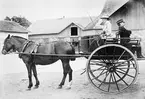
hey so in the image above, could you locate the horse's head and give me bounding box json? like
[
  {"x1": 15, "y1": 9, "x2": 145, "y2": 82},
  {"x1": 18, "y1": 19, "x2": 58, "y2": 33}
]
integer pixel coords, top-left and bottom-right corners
[{"x1": 1, "y1": 34, "x2": 16, "y2": 55}]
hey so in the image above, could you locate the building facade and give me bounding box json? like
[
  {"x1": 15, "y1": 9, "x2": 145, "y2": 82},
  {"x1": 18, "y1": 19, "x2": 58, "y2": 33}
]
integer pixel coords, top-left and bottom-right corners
[{"x1": 28, "y1": 17, "x2": 102, "y2": 52}]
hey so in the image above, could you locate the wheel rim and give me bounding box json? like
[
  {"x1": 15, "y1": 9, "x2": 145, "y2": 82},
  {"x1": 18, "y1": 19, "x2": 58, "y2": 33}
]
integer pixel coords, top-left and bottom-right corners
[{"x1": 86, "y1": 44, "x2": 138, "y2": 93}]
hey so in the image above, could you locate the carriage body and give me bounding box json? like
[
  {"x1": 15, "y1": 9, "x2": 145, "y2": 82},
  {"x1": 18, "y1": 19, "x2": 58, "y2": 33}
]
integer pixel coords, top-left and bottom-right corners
[{"x1": 84, "y1": 37, "x2": 141, "y2": 59}]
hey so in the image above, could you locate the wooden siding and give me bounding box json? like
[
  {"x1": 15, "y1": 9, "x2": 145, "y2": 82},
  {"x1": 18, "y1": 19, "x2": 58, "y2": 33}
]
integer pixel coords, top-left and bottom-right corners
[
  {"x1": 29, "y1": 23, "x2": 102, "y2": 42},
  {"x1": 110, "y1": 0, "x2": 145, "y2": 31},
  {"x1": 109, "y1": 0, "x2": 145, "y2": 55},
  {"x1": 29, "y1": 23, "x2": 102, "y2": 53}
]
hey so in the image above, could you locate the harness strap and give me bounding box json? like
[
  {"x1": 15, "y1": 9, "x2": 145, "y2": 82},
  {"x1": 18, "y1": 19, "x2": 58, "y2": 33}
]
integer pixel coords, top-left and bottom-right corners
[
  {"x1": 19, "y1": 41, "x2": 40, "y2": 59},
  {"x1": 31, "y1": 44, "x2": 39, "y2": 53},
  {"x1": 21, "y1": 40, "x2": 30, "y2": 52}
]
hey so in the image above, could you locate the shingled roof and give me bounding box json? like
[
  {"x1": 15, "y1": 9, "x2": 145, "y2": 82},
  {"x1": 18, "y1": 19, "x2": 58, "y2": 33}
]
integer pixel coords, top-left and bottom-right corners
[
  {"x1": 0, "y1": 20, "x2": 28, "y2": 33},
  {"x1": 28, "y1": 17, "x2": 96, "y2": 35},
  {"x1": 101, "y1": 0, "x2": 129, "y2": 16}
]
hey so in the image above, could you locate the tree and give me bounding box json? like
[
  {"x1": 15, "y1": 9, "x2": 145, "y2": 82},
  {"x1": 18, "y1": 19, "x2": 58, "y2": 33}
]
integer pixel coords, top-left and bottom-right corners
[
  {"x1": 4, "y1": 16, "x2": 31, "y2": 28},
  {"x1": 4, "y1": 16, "x2": 11, "y2": 21}
]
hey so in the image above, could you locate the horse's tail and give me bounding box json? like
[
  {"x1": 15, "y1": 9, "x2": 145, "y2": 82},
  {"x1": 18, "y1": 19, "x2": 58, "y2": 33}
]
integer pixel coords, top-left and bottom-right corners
[{"x1": 68, "y1": 44, "x2": 76, "y2": 61}]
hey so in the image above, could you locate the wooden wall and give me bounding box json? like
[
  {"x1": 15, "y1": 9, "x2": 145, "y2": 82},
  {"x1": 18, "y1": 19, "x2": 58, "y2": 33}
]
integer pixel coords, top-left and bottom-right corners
[
  {"x1": 29, "y1": 23, "x2": 102, "y2": 43},
  {"x1": 110, "y1": 0, "x2": 145, "y2": 31}
]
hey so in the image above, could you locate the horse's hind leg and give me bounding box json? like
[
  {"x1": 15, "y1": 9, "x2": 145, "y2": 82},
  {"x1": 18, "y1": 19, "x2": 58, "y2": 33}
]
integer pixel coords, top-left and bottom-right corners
[
  {"x1": 58, "y1": 59, "x2": 73, "y2": 89},
  {"x1": 66, "y1": 64, "x2": 73, "y2": 89},
  {"x1": 32, "y1": 64, "x2": 40, "y2": 89}
]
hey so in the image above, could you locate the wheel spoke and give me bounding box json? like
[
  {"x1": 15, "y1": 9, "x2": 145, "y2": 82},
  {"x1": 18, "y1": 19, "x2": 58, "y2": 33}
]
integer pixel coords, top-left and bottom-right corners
[
  {"x1": 113, "y1": 73, "x2": 120, "y2": 91},
  {"x1": 98, "y1": 71, "x2": 110, "y2": 88},
  {"x1": 116, "y1": 70, "x2": 135, "y2": 78},
  {"x1": 91, "y1": 60, "x2": 105, "y2": 63},
  {"x1": 111, "y1": 46, "x2": 117, "y2": 65},
  {"x1": 116, "y1": 58, "x2": 133, "y2": 67},
  {"x1": 108, "y1": 73, "x2": 112, "y2": 92},
  {"x1": 90, "y1": 61, "x2": 106, "y2": 67},
  {"x1": 117, "y1": 50, "x2": 126, "y2": 62},
  {"x1": 91, "y1": 68, "x2": 108, "y2": 81},
  {"x1": 113, "y1": 46, "x2": 116, "y2": 60},
  {"x1": 116, "y1": 63, "x2": 128, "y2": 67},
  {"x1": 90, "y1": 66, "x2": 107, "y2": 72},
  {"x1": 115, "y1": 71, "x2": 129, "y2": 86},
  {"x1": 117, "y1": 67, "x2": 135, "y2": 69}
]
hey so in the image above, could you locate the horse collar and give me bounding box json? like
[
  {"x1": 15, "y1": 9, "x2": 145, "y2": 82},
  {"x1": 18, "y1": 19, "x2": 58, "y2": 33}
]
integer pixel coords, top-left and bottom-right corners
[{"x1": 21, "y1": 40, "x2": 31, "y2": 52}]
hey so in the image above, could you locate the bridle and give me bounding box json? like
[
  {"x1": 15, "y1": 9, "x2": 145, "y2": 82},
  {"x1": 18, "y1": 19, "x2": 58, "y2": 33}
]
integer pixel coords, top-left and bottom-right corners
[{"x1": 2, "y1": 39, "x2": 30, "y2": 54}]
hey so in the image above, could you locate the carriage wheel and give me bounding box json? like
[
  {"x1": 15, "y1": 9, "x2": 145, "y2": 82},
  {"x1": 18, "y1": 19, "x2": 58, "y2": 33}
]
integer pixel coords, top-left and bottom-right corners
[{"x1": 86, "y1": 44, "x2": 138, "y2": 93}]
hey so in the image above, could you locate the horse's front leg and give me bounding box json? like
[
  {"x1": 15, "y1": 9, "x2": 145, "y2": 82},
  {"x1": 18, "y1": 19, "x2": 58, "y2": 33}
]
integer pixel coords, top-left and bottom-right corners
[
  {"x1": 58, "y1": 59, "x2": 73, "y2": 89},
  {"x1": 26, "y1": 63, "x2": 33, "y2": 90},
  {"x1": 58, "y1": 71, "x2": 67, "y2": 89},
  {"x1": 67, "y1": 67, "x2": 73, "y2": 89},
  {"x1": 32, "y1": 64, "x2": 40, "y2": 89}
]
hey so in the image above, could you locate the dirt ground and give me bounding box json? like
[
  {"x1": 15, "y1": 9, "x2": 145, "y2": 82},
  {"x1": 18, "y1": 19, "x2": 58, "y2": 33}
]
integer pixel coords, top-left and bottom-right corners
[{"x1": 1, "y1": 56, "x2": 145, "y2": 99}]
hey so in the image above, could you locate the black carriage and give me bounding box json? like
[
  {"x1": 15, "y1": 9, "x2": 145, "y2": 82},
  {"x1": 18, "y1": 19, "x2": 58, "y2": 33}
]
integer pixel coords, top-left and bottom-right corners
[{"x1": 77, "y1": 36, "x2": 141, "y2": 93}]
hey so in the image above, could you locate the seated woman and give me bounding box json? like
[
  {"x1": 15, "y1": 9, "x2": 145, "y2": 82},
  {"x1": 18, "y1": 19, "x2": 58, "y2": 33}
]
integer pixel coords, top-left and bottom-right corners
[
  {"x1": 99, "y1": 15, "x2": 116, "y2": 45},
  {"x1": 116, "y1": 19, "x2": 144, "y2": 58}
]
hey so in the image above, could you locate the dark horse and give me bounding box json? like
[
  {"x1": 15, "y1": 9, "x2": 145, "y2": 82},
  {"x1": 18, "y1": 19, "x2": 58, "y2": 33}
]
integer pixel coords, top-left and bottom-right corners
[{"x1": 2, "y1": 35, "x2": 75, "y2": 90}]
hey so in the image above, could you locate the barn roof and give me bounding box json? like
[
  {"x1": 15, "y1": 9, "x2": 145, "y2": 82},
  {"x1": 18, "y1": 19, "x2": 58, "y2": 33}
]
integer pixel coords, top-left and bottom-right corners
[
  {"x1": 28, "y1": 17, "x2": 96, "y2": 35},
  {"x1": 85, "y1": 0, "x2": 129, "y2": 29},
  {"x1": 0, "y1": 20, "x2": 28, "y2": 33},
  {"x1": 101, "y1": 0, "x2": 129, "y2": 16}
]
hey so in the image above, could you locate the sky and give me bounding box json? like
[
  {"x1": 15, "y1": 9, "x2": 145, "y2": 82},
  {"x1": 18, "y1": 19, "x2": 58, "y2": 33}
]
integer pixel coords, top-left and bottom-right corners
[{"x1": 0, "y1": 0, "x2": 106, "y2": 22}]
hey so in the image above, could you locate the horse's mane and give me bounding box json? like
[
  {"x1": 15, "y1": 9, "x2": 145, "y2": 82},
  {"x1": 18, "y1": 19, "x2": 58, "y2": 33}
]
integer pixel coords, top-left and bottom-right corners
[{"x1": 12, "y1": 36, "x2": 27, "y2": 40}]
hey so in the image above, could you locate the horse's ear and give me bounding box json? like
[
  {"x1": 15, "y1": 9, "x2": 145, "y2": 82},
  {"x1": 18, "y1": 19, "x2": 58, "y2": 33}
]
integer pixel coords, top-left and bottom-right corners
[{"x1": 7, "y1": 34, "x2": 10, "y2": 39}]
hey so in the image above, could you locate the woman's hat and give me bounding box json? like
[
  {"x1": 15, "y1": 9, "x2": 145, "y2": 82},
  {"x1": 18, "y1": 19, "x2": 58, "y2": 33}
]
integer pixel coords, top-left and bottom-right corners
[
  {"x1": 116, "y1": 19, "x2": 125, "y2": 24},
  {"x1": 101, "y1": 15, "x2": 109, "y2": 19}
]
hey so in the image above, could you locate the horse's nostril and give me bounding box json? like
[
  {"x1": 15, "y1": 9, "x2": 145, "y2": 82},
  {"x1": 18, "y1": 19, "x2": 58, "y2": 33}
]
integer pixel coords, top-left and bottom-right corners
[{"x1": 2, "y1": 50, "x2": 7, "y2": 55}]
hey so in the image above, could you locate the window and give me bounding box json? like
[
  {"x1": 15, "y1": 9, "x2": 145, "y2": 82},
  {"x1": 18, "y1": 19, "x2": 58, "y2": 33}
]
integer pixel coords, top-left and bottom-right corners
[{"x1": 71, "y1": 27, "x2": 78, "y2": 36}]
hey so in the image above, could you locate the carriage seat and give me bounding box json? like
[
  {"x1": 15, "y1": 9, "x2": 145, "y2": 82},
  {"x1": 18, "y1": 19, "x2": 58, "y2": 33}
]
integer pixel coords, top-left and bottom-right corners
[
  {"x1": 105, "y1": 38, "x2": 141, "y2": 46},
  {"x1": 128, "y1": 38, "x2": 141, "y2": 47},
  {"x1": 105, "y1": 38, "x2": 118, "y2": 44}
]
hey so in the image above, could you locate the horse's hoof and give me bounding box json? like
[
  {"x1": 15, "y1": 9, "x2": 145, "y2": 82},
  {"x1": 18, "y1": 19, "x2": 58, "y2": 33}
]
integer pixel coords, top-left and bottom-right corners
[
  {"x1": 26, "y1": 88, "x2": 31, "y2": 91},
  {"x1": 57, "y1": 86, "x2": 62, "y2": 89},
  {"x1": 66, "y1": 87, "x2": 71, "y2": 90},
  {"x1": 34, "y1": 86, "x2": 39, "y2": 89}
]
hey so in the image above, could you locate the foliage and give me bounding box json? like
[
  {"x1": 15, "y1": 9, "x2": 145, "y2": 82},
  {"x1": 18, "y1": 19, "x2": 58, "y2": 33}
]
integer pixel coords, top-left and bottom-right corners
[{"x1": 4, "y1": 16, "x2": 31, "y2": 28}]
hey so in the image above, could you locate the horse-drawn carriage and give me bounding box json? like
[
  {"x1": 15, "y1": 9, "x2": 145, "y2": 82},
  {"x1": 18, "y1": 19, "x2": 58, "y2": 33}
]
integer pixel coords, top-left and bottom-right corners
[{"x1": 1, "y1": 34, "x2": 142, "y2": 94}]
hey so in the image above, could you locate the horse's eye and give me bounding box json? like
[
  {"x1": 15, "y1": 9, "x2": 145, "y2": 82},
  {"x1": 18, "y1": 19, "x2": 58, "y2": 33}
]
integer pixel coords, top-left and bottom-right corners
[{"x1": 6, "y1": 39, "x2": 10, "y2": 43}]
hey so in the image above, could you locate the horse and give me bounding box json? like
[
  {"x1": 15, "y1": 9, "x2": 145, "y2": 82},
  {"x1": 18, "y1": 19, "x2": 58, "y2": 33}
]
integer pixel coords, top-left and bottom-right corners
[{"x1": 1, "y1": 34, "x2": 76, "y2": 90}]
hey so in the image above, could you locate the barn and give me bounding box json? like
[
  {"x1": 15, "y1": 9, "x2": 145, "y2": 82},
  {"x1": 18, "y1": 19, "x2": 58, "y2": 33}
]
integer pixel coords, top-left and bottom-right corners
[
  {"x1": 86, "y1": 0, "x2": 145, "y2": 54},
  {"x1": 28, "y1": 17, "x2": 102, "y2": 52},
  {"x1": 0, "y1": 20, "x2": 29, "y2": 51}
]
